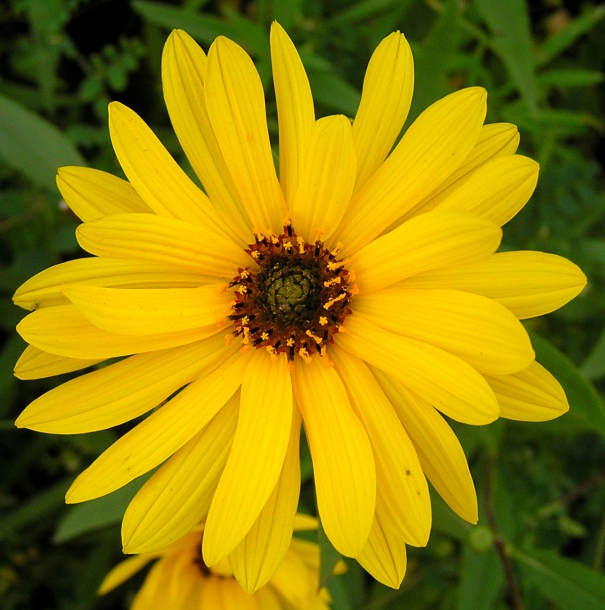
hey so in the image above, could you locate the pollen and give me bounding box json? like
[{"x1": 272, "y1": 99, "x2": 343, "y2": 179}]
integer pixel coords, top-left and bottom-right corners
[{"x1": 228, "y1": 223, "x2": 355, "y2": 362}]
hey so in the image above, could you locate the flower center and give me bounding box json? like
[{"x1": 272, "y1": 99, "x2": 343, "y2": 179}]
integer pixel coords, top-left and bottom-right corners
[{"x1": 228, "y1": 222, "x2": 355, "y2": 362}]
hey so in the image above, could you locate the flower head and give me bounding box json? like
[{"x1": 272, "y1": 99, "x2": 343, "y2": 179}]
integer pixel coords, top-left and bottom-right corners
[
  {"x1": 98, "y1": 515, "x2": 342, "y2": 609},
  {"x1": 14, "y1": 23, "x2": 586, "y2": 589}
]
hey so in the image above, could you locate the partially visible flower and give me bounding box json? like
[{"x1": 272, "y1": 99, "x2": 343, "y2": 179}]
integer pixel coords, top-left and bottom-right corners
[
  {"x1": 14, "y1": 22, "x2": 586, "y2": 591},
  {"x1": 98, "y1": 515, "x2": 343, "y2": 610}
]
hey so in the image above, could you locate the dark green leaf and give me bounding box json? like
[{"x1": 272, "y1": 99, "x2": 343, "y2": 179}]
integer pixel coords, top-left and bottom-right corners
[
  {"x1": 457, "y1": 546, "x2": 504, "y2": 610},
  {"x1": 133, "y1": 0, "x2": 269, "y2": 56},
  {"x1": 409, "y1": 0, "x2": 460, "y2": 122},
  {"x1": 515, "y1": 548, "x2": 605, "y2": 610},
  {"x1": 271, "y1": 0, "x2": 302, "y2": 31},
  {"x1": 537, "y1": 68, "x2": 604, "y2": 88},
  {"x1": 318, "y1": 517, "x2": 343, "y2": 589},
  {"x1": 530, "y1": 332, "x2": 605, "y2": 436},
  {"x1": 0, "y1": 93, "x2": 86, "y2": 190},
  {"x1": 0, "y1": 477, "x2": 73, "y2": 538},
  {"x1": 475, "y1": 0, "x2": 538, "y2": 112},
  {"x1": 536, "y1": 5, "x2": 605, "y2": 67},
  {"x1": 306, "y1": 69, "x2": 361, "y2": 116},
  {"x1": 54, "y1": 471, "x2": 154, "y2": 542},
  {"x1": 581, "y1": 325, "x2": 605, "y2": 381}
]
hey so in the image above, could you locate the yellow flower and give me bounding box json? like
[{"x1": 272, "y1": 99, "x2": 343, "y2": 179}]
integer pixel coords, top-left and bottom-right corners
[
  {"x1": 98, "y1": 514, "x2": 343, "y2": 609},
  {"x1": 14, "y1": 23, "x2": 585, "y2": 590}
]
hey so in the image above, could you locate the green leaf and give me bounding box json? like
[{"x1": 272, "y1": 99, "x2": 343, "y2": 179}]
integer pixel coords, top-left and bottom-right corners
[
  {"x1": 132, "y1": 0, "x2": 269, "y2": 57},
  {"x1": 457, "y1": 546, "x2": 504, "y2": 610},
  {"x1": 408, "y1": 0, "x2": 460, "y2": 123},
  {"x1": 475, "y1": 0, "x2": 538, "y2": 112},
  {"x1": 0, "y1": 93, "x2": 86, "y2": 190},
  {"x1": 271, "y1": 0, "x2": 302, "y2": 31},
  {"x1": 0, "y1": 477, "x2": 73, "y2": 538},
  {"x1": 581, "y1": 325, "x2": 605, "y2": 381},
  {"x1": 54, "y1": 471, "x2": 154, "y2": 542},
  {"x1": 431, "y1": 488, "x2": 471, "y2": 541},
  {"x1": 329, "y1": 0, "x2": 407, "y2": 24},
  {"x1": 530, "y1": 332, "x2": 605, "y2": 436},
  {"x1": 536, "y1": 5, "x2": 605, "y2": 67},
  {"x1": 306, "y1": 69, "x2": 361, "y2": 116},
  {"x1": 514, "y1": 548, "x2": 605, "y2": 610},
  {"x1": 318, "y1": 517, "x2": 343, "y2": 589},
  {"x1": 537, "y1": 68, "x2": 604, "y2": 88}
]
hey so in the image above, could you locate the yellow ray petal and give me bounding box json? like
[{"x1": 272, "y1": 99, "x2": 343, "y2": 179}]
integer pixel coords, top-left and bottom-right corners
[
  {"x1": 17, "y1": 304, "x2": 222, "y2": 359},
  {"x1": 356, "y1": 507, "x2": 407, "y2": 589},
  {"x1": 336, "y1": 315, "x2": 499, "y2": 425},
  {"x1": 403, "y1": 122, "x2": 520, "y2": 219},
  {"x1": 203, "y1": 351, "x2": 293, "y2": 565},
  {"x1": 336, "y1": 87, "x2": 487, "y2": 255},
  {"x1": 435, "y1": 155, "x2": 539, "y2": 226},
  {"x1": 350, "y1": 210, "x2": 501, "y2": 294},
  {"x1": 162, "y1": 30, "x2": 252, "y2": 244},
  {"x1": 15, "y1": 334, "x2": 232, "y2": 434},
  {"x1": 122, "y1": 394, "x2": 239, "y2": 554},
  {"x1": 254, "y1": 587, "x2": 283, "y2": 610},
  {"x1": 373, "y1": 368, "x2": 478, "y2": 523},
  {"x1": 292, "y1": 356, "x2": 375, "y2": 557},
  {"x1": 97, "y1": 553, "x2": 159, "y2": 595},
  {"x1": 270, "y1": 22, "x2": 315, "y2": 205},
  {"x1": 76, "y1": 213, "x2": 249, "y2": 279},
  {"x1": 66, "y1": 351, "x2": 246, "y2": 502},
  {"x1": 400, "y1": 251, "x2": 587, "y2": 319},
  {"x1": 14, "y1": 345, "x2": 102, "y2": 380},
  {"x1": 64, "y1": 284, "x2": 231, "y2": 336},
  {"x1": 353, "y1": 288, "x2": 534, "y2": 374},
  {"x1": 108, "y1": 102, "x2": 227, "y2": 233},
  {"x1": 352, "y1": 31, "x2": 413, "y2": 191},
  {"x1": 266, "y1": 546, "x2": 315, "y2": 608},
  {"x1": 331, "y1": 346, "x2": 430, "y2": 546},
  {"x1": 57, "y1": 166, "x2": 152, "y2": 222},
  {"x1": 13, "y1": 258, "x2": 215, "y2": 311},
  {"x1": 486, "y1": 360, "x2": 569, "y2": 422},
  {"x1": 291, "y1": 115, "x2": 356, "y2": 242},
  {"x1": 228, "y1": 407, "x2": 302, "y2": 593},
  {"x1": 205, "y1": 36, "x2": 285, "y2": 232}
]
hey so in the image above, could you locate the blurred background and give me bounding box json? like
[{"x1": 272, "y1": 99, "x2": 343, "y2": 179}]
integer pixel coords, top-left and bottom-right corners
[{"x1": 1, "y1": 0, "x2": 605, "y2": 608}]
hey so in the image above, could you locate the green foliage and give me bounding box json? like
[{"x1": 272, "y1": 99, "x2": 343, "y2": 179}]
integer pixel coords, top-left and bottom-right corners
[{"x1": 1, "y1": 1, "x2": 605, "y2": 609}]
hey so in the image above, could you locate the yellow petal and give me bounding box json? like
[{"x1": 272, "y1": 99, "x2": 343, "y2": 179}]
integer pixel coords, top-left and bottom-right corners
[
  {"x1": 15, "y1": 334, "x2": 232, "y2": 434},
  {"x1": 336, "y1": 315, "x2": 499, "y2": 425},
  {"x1": 76, "y1": 213, "x2": 249, "y2": 279},
  {"x1": 270, "y1": 22, "x2": 315, "y2": 205},
  {"x1": 97, "y1": 553, "x2": 159, "y2": 594},
  {"x1": 14, "y1": 345, "x2": 102, "y2": 380},
  {"x1": 162, "y1": 30, "x2": 252, "y2": 244},
  {"x1": 65, "y1": 351, "x2": 245, "y2": 502},
  {"x1": 17, "y1": 304, "x2": 221, "y2": 359},
  {"x1": 435, "y1": 155, "x2": 539, "y2": 226},
  {"x1": 404, "y1": 122, "x2": 520, "y2": 219},
  {"x1": 205, "y1": 37, "x2": 285, "y2": 232},
  {"x1": 373, "y1": 368, "x2": 478, "y2": 523},
  {"x1": 291, "y1": 115, "x2": 356, "y2": 242},
  {"x1": 331, "y1": 346, "x2": 430, "y2": 546},
  {"x1": 64, "y1": 284, "x2": 231, "y2": 335},
  {"x1": 337, "y1": 87, "x2": 487, "y2": 255},
  {"x1": 292, "y1": 356, "x2": 376, "y2": 557},
  {"x1": 122, "y1": 394, "x2": 239, "y2": 554},
  {"x1": 266, "y1": 546, "x2": 315, "y2": 607},
  {"x1": 351, "y1": 210, "x2": 501, "y2": 294},
  {"x1": 108, "y1": 102, "x2": 226, "y2": 233},
  {"x1": 486, "y1": 360, "x2": 569, "y2": 421},
  {"x1": 353, "y1": 288, "x2": 534, "y2": 374},
  {"x1": 203, "y1": 351, "x2": 293, "y2": 565},
  {"x1": 352, "y1": 31, "x2": 413, "y2": 191},
  {"x1": 400, "y1": 251, "x2": 587, "y2": 319},
  {"x1": 293, "y1": 514, "x2": 319, "y2": 531},
  {"x1": 56, "y1": 166, "x2": 151, "y2": 222},
  {"x1": 13, "y1": 258, "x2": 216, "y2": 311},
  {"x1": 356, "y1": 508, "x2": 407, "y2": 589},
  {"x1": 228, "y1": 407, "x2": 302, "y2": 593}
]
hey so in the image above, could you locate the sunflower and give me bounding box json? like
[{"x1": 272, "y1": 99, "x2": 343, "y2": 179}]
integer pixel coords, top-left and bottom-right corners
[
  {"x1": 14, "y1": 23, "x2": 586, "y2": 590},
  {"x1": 98, "y1": 514, "x2": 344, "y2": 610}
]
